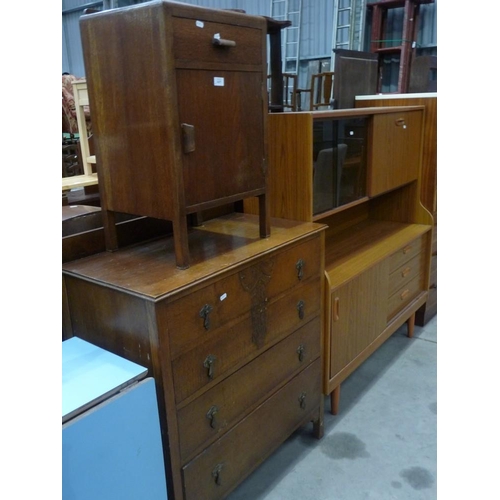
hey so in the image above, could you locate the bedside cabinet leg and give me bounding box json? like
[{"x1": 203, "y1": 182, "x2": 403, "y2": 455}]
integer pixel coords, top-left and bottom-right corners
[
  {"x1": 258, "y1": 193, "x2": 271, "y2": 238},
  {"x1": 331, "y1": 385, "x2": 340, "y2": 415},
  {"x1": 173, "y1": 217, "x2": 190, "y2": 270},
  {"x1": 407, "y1": 313, "x2": 415, "y2": 338}
]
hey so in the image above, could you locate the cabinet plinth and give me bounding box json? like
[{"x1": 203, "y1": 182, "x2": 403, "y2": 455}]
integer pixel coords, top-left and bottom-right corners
[
  {"x1": 62, "y1": 213, "x2": 326, "y2": 500},
  {"x1": 80, "y1": 2, "x2": 270, "y2": 269}
]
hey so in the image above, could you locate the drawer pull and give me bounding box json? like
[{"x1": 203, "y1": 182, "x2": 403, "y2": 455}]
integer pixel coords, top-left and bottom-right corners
[
  {"x1": 297, "y1": 300, "x2": 305, "y2": 320},
  {"x1": 298, "y1": 392, "x2": 307, "y2": 409},
  {"x1": 199, "y1": 304, "x2": 213, "y2": 331},
  {"x1": 395, "y1": 118, "x2": 406, "y2": 128},
  {"x1": 206, "y1": 405, "x2": 219, "y2": 429},
  {"x1": 297, "y1": 344, "x2": 305, "y2": 362},
  {"x1": 180, "y1": 123, "x2": 195, "y2": 153},
  {"x1": 403, "y1": 245, "x2": 412, "y2": 254},
  {"x1": 212, "y1": 36, "x2": 236, "y2": 47},
  {"x1": 296, "y1": 258, "x2": 304, "y2": 281},
  {"x1": 203, "y1": 354, "x2": 217, "y2": 379},
  {"x1": 212, "y1": 463, "x2": 224, "y2": 486},
  {"x1": 400, "y1": 289, "x2": 410, "y2": 301},
  {"x1": 401, "y1": 266, "x2": 411, "y2": 278}
]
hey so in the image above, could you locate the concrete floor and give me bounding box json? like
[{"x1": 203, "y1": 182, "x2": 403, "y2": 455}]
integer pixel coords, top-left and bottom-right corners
[{"x1": 228, "y1": 315, "x2": 437, "y2": 500}]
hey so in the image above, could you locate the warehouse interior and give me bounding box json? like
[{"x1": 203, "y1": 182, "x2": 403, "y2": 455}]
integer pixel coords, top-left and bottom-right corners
[{"x1": 6, "y1": 1, "x2": 500, "y2": 499}]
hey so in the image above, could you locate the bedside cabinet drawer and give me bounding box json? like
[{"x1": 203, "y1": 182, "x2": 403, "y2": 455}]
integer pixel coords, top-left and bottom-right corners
[
  {"x1": 171, "y1": 277, "x2": 321, "y2": 403},
  {"x1": 388, "y1": 252, "x2": 425, "y2": 296},
  {"x1": 387, "y1": 274, "x2": 425, "y2": 320},
  {"x1": 172, "y1": 16, "x2": 264, "y2": 67},
  {"x1": 181, "y1": 359, "x2": 321, "y2": 500},
  {"x1": 177, "y1": 316, "x2": 321, "y2": 462},
  {"x1": 388, "y1": 236, "x2": 425, "y2": 273}
]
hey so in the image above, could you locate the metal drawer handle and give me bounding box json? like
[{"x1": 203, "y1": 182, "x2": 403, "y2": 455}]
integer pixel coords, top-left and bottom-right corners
[
  {"x1": 298, "y1": 392, "x2": 307, "y2": 409},
  {"x1": 212, "y1": 36, "x2": 236, "y2": 47},
  {"x1": 199, "y1": 304, "x2": 213, "y2": 331},
  {"x1": 203, "y1": 354, "x2": 217, "y2": 379},
  {"x1": 296, "y1": 258, "x2": 304, "y2": 281},
  {"x1": 297, "y1": 300, "x2": 305, "y2": 320},
  {"x1": 297, "y1": 344, "x2": 305, "y2": 362},
  {"x1": 212, "y1": 463, "x2": 224, "y2": 486},
  {"x1": 206, "y1": 405, "x2": 219, "y2": 429}
]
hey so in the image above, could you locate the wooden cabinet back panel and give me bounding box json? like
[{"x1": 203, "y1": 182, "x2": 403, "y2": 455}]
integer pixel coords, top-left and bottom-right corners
[
  {"x1": 181, "y1": 359, "x2": 321, "y2": 500},
  {"x1": 368, "y1": 110, "x2": 423, "y2": 197},
  {"x1": 177, "y1": 317, "x2": 320, "y2": 461},
  {"x1": 172, "y1": 17, "x2": 263, "y2": 66},
  {"x1": 171, "y1": 277, "x2": 321, "y2": 403}
]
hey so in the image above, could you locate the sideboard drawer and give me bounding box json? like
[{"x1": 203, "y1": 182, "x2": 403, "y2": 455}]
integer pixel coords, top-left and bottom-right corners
[
  {"x1": 387, "y1": 274, "x2": 424, "y2": 320},
  {"x1": 171, "y1": 277, "x2": 321, "y2": 403},
  {"x1": 172, "y1": 16, "x2": 263, "y2": 67},
  {"x1": 388, "y1": 252, "x2": 424, "y2": 297},
  {"x1": 388, "y1": 236, "x2": 425, "y2": 273},
  {"x1": 181, "y1": 359, "x2": 321, "y2": 500},
  {"x1": 177, "y1": 316, "x2": 320, "y2": 461}
]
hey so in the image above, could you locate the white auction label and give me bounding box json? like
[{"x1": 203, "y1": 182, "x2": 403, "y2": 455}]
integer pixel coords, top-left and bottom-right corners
[
  {"x1": 214, "y1": 77, "x2": 225, "y2": 86},
  {"x1": 195, "y1": 20, "x2": 204, "y2": 28}
]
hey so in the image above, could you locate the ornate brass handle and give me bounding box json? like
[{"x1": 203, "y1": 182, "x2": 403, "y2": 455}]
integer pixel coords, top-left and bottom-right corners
[
  {"x1": 199, "y1": 304, "x2": 213, "y2": 330},
  {"x1": 206, "y1": 405, "x2": 219, "y2": 429},
  {"x1": 298, "y1": 392, "x2": 307, "y2": 409},
  {"x1": 297, "y1": 344, "x2": 305, "y2": 362},
  {"x1": 297, "y1": 300, "x2": 305, "y2": 320},
  {"x1": 203, "y1": 354, "x2": 217, "y2": 379},
  {"x1": 296, "y1": 259, "x2": 304, "y2": 281},
  {"x1": 212, "y1": 463, "x2": 224, "y2": 486}
]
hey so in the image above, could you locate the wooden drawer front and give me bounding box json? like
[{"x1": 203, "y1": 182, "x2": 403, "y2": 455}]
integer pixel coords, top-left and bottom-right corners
[
  {"x1": 168, "y1": 237, "x2": 321, "y2": 358},
  {"x1": 369, "y1": 110, "x2": 422, "y2": 197},
  {"x1": 172, "y1": 17, "x2": 263, "y2": 67},
  {"x1": 182, "y1": 359, "x2": 321, "y2": 500},
  {"x1": 387, "y1": 274, "x2": 425, "y2": 319},
  {"x1": 172, "y1": 277, "x2": 321, "y2": 404},
  {"x1": 388, "y1": 236, "x2": 425, "y2": 273},
  {"x1": 177, "y1": 317, "x2": 320, "y2": 462},
  {"x1": 388, "y1": 253, "x2": 424, "y2": 297}
]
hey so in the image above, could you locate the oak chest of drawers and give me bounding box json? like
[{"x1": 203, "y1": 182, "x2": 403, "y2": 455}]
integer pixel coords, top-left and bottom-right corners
[
  {"x1": 62, "y1": 214, "x2": 325, "y2": 500},
  {"x1": 79, "y1": 1, "x2": 270, "y2": 269}
]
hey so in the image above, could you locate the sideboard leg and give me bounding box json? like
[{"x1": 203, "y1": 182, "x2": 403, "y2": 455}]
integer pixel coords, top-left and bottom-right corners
[
  {"x1": 313, "y1": 397, "x2": 324, "y2": 439},
  {"x1": 330, "y1": 385, "x2": 341, "y2": 415},
  {"x1": 407, "y1": 313, "x2": 415, "y2": 338}
]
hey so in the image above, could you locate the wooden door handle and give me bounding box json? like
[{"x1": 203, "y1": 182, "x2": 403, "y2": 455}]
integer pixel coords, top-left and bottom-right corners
[
  {"x1": 333, "y1": 297, "x2": 340, "y2": 321},
  {"x1": 212, "y1": 36, "x2": 236, "y2": 47},
  {"x1": 181, "y1": 123, "x2": 195, "y2": 153}
]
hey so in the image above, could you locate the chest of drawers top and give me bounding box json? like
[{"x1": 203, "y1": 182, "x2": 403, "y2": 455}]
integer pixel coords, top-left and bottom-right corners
[{"x1": 62, "y1": 214, "x2": 325, "y2": 300}]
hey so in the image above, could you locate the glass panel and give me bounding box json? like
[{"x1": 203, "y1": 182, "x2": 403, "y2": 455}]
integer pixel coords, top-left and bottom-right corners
[{"x1": 312, "y1": 117, "x2": 367, "y2": 215}]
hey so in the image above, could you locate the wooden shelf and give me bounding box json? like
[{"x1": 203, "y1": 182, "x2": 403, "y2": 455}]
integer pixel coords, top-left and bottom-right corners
[
  {"x1": 62, "y1": 173, "x2": 98, "y2": 192},
  {"x1": 325, "y1": 219, "x2": 431, "y2": 289}
]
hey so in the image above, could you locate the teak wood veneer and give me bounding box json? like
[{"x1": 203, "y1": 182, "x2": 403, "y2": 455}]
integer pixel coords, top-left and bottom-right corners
[{"x1": 245, "y1": 105, "x2": 434, "y2": 415}]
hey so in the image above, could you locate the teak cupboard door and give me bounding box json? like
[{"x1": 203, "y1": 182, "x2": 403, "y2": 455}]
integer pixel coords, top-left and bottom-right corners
[
  {"x1": 329, "y1": 263, "x2": 388, "y2": 380},
  {"x1": 368, "y1": 110, "x2": 423, "y2": 197},
  {"x1": 177, "y1": 69, "x2": 266, "y2": 208}
]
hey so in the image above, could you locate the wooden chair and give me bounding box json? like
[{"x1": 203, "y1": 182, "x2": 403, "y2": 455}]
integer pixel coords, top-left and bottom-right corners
[
  {"x1": 268, "y1": 73, "x2": 298, "y2": 112},
  {"x1": 297, "y1": 71, "x2": 335, "y2": 111}
]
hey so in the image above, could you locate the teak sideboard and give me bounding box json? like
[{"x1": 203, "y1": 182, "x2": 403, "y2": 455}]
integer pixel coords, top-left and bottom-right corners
[
  {"x1": 245, "y1": 105, "x2": 434, "y2": 415},
  {"x1": 79, "y1": 2, "x2": 270, "y2": 269},
  {"x1": 62, "y1": 213, "x2": 326, "y2": 500}
]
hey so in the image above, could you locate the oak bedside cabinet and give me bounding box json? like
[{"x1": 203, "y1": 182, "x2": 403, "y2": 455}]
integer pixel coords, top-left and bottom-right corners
[{"x1": 80, "y1": 1, "x2": 270, "y2": 269}]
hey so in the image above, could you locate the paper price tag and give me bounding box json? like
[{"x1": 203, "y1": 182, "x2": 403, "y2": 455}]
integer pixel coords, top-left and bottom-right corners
[
  {"x1": 214, "y1": 77, "x2": 225, "y2": 87},
  {"x1": 196, "y1": 20, "x2": 204, "y2": 28}
]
